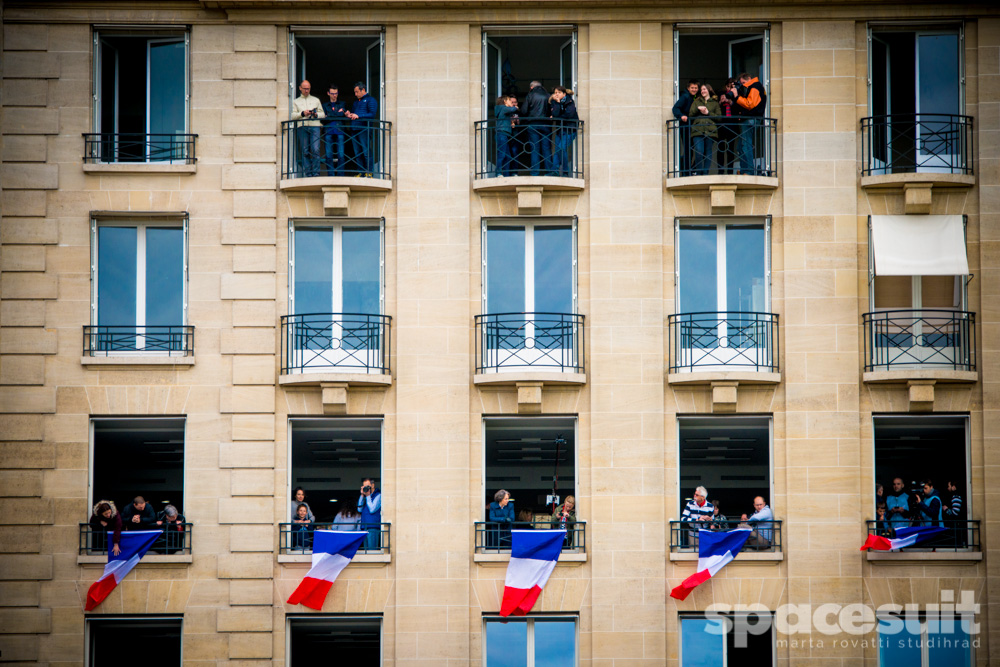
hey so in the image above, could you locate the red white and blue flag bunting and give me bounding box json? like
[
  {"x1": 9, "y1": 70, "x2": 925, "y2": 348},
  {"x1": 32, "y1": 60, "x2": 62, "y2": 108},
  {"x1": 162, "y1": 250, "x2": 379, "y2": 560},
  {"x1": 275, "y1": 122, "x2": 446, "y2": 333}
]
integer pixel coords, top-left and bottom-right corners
[
  {"x1": 500, "y1": 529, "x2": 566, "y2": 617},
  {"x1": 85, "y1": 530, "x2": 161, "y2": 610},
  {"x1": 860, "y1": 525, "x2": 948, "y2": 551},
  {"x1": 670, "y1": 528, "x2": 751, "y2": 601},
  {"x1": 287, "y1": 530, "x2": 367, "y2": 610}
]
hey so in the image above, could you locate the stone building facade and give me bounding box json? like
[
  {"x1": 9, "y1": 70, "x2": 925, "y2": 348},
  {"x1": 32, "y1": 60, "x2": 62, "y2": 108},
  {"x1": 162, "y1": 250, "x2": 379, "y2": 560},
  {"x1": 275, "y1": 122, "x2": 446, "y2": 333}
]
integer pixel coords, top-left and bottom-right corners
[{"x1": 1, "y1": 0, "x2": 998, "y2": 664}]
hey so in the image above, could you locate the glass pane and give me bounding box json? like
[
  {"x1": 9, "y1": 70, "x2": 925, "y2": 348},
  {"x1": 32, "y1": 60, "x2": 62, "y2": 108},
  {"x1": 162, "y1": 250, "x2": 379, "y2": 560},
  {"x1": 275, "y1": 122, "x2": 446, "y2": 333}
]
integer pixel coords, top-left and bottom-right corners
[
  {"x1": 534, "y1": 226, "x2": 573, "y2": 313},
  {"x1": 878, "y1": 617, "x2": 922, "y2": 667},
  {"x1": 295, "y1": 228, "x2": 333, "y2": 315},
  {"x1": 730, "y1": 37, "x2": 764, "y2": 83},
  {"x1": 98, "y1": 226, "x2": 138, "y2": 327},
  {"x1": 534, "y1": 619, "x2": 575, "y2": 667},
  {"x1": 917, "y1": 34, "x2": 960, "y2": 115},
  {"x1": 148, "y1": 39, "x2": 185, "y2": 157},
  {"x1": 726, "y1": 224, "x2": 767, "y2": 314},
  {"x1": 928, "y1": 618, "x2": 972, "y2": 667},
  {"x1": 681, "y1": 618, "x2": 725, "y2": 667},
  {"x1": 487, "y1": 226, "x2": 525, "y2": 313},
  {"x1": 145, "y1": 227, "x2": 184, "y2": 328},
  {"x1": 678, "y1": 225, "x2": 718, "y2": 313},
  {"x1": 342, "y1": 227, "x2": 381, "y2": 314},
  {"x1": 485, "y1": 620, "x2": 528, "y2": 667}
]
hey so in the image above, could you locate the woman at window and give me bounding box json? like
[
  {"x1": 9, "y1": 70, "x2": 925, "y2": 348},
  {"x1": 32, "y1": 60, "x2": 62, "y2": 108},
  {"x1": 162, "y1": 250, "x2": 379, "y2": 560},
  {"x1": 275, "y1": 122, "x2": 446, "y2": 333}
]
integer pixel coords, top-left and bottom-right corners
[
  {"x1": 488, "y1": 489, "x2": 515, "y2": 548},
  {"x1": 551, "y1": 495, "x2": 577, "y2": 547},
  {"x1": 290, "y1": 487, "x2": 315, "y2": 523},
  {"x1": 89, "y1": 500, "x2": 122, "y2": 556},
  {"x1": 548, "y1": 86, "x2": 579, "y2": 177},
  {"x1": 494, "y1": 94, "x2": 519, "y2": 177},
  {"x1": 709, "y1": 500, "x2": 728, "y2": 531},
  {"x1": 689, "y1": 83, "x2": 722, "y2": 176},
  {"x1": 333, "y1": 502, "x2": 361, "y2": 530}
]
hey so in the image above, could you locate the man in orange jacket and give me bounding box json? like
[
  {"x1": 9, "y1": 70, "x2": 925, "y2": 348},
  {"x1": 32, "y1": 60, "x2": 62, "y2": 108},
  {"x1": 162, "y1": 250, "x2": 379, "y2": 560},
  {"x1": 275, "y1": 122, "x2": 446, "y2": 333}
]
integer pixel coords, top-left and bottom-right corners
[{"x1": 734, "y1": 72, "x2": 768, "y2": 175}]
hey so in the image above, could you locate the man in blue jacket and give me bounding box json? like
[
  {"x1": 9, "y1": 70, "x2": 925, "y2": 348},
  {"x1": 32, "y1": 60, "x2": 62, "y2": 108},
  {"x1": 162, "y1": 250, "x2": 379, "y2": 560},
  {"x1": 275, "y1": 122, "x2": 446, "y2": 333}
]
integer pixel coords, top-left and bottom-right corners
[
  {"x1": 322, "y1": 84, "x2": 349, "y2": 176},
  {"x1": 357, "y1": 477, "x2": 382, "y2": 550},
  {"x1": 915, "y1": 479, "x2": 943, "y2": 527},
  {"x1": 348, "y1": 82, "x2": 378, "y2": 176},
  {"x1": 672, "y1": 80, "x2": 699, "y2": 175}
]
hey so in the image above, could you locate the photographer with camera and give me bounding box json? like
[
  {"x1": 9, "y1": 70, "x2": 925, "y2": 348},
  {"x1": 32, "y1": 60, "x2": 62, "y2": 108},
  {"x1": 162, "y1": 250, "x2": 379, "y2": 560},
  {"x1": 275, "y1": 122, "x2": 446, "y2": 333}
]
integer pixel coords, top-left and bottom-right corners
[
  {"x1": 913, "y1": 479, "x2": 943, "y2": 528},
  {"x1": 291, "y1": 80, "x2": 325, "y2": 177},
  {"x1": 885, "y1": 477, "x2": 912, "y2": 531},
  {"x1": 357, "y1": 477, "x2": 382, "y2": 550}
]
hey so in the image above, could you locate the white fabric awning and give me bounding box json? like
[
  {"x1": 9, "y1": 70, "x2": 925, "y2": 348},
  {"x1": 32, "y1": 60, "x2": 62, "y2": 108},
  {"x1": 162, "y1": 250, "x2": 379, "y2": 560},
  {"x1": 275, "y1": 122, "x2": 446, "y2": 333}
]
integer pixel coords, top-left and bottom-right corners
[{"x1": 870, "y1": 215, "x2": 969, "y2": 276}]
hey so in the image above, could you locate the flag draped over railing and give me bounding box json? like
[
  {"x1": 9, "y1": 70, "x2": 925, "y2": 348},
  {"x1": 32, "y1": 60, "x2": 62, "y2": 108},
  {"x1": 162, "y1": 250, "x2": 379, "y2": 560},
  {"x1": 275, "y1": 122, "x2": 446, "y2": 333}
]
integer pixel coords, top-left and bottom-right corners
[
  {"x1": 860, "y1": 525, "x2": 947, "y2": 551},
  {"x1": 85, "y1": 530, "x2": 161, "y2": 610},
  {"x1": 670, "y1": 528, "x2": 751, "y2": 601},
  {"x1": 500, "y1": 530, "x2": 566, "y2": 617},
  {"x1": 287, "y1": 530, "x2": 367, "y2": 610}
]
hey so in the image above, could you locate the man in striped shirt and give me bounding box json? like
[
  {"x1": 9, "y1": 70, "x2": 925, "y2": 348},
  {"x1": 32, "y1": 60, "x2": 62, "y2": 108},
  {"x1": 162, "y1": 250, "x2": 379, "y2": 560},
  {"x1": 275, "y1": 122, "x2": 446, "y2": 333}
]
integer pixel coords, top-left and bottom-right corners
[
  {"x1": 681, "y1": 486, "x2": 714, "y2": 547},
  {"x1": 944, "y1": 479, "x2": 965, "y2": 547}
]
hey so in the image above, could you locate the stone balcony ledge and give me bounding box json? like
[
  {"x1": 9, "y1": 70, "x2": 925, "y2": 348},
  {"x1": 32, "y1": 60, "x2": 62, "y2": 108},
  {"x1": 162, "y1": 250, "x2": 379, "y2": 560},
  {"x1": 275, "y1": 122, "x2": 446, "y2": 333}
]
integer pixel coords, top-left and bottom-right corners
[
  {"x1": 862, "y1": 369, "x2": 978, "y2": 384},
  {"x1": 473, "y1": 371, "x2": 586, "y2": 387},
  {"x1": 669, "y1": 551, "x2": 782, "y2": 562},
  {"x1": 472, "y1": 175, "x2": 585, "y2": 193},
  {"x1": 667, "y1": 370, "x2": 781, "y2": 386},
  {"x1": 279, "y1": 371, "x2": 393, "y2": 388},
  {"x1": 474, "y1": 552, "x2": 586, "y2": 564},
  {"x1": 664, "y1": 174, "x2": 779, "y2": 192},
  {"x1": 278, "y1": 553, "x2": 390, "y2": 565},
  {"x1": 860, "y1": 172, "x2": 975, "y2": 190},
  {"x1": 279, "y1": 175, "x2": 392, "y2": 192}
]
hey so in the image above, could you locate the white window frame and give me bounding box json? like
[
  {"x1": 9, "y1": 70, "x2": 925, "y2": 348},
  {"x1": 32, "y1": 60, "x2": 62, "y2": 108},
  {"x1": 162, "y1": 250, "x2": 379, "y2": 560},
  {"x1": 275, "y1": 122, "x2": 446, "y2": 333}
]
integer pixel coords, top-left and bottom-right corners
[
  {"x1": 482, "y1": 614, "x2": 579, "y2": 667},
  {"x1": 86, "y1": 616, "x2": 184, "y2": 667},
  {"x1": 288, "y1": 27, "x2": 385, "y2": 120},
  {"x1": 679, "y1": 613, "x2": 776, "y2": 667},
  {"x1": 876, "y1": 613, "x2": 976, "y2": 667},
  {"x1": 90, "y1": 216, "x2": 189, "y2": 356},
  {"x1": 480, "y1": 25, "x2": 577, "y2": 119},
  {"x1": 672, "y1": 24, "x2": 771, "y2": 110}
]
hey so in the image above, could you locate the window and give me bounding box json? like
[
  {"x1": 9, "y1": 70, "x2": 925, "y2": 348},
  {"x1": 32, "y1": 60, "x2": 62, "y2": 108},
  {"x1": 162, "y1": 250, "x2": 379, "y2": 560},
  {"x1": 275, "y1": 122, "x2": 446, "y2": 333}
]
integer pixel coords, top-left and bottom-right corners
[
  {"x1": 288, "y1": 616, "x2": 381, "y2": 665},
  {"x1": 481, "y1": 27, "x2": 576, "y2": 119},
  {"x1": 483, "y1": 616, "x2": 577, "y2": 667},
  {"x1": 673, "y1": 218, "x2": 772, "y2": 371},
  {"x1": 877, "y1": 614, "x2": 975, "y2": 666},
  {"x1": 289, "y1": 30, "x2": 384, "y2": 118},
  {"x1": 89, "y1": 217, "x2": 188, "y2": 354},
  {"x1": 92, "y1": 28, "x2": 189, "y2": 163},
  {"x1": 88, "y1": 617, "x2": 182, "y2": 667},
  {"x1": 675, "y1": 25, "x2": 769, "y2": 100},
  {"x1": 286, "y1": 220, "x2": 386, "y2": 374},
  {"x1": 868, "y1": 26, "x2": 965, "y2": 174},
  {"x1": 680, "y1": 614, "x2": 774, "y2": 666},
  {"x1": 480, "y1": 219, "x2": 580, "y2": 372}
]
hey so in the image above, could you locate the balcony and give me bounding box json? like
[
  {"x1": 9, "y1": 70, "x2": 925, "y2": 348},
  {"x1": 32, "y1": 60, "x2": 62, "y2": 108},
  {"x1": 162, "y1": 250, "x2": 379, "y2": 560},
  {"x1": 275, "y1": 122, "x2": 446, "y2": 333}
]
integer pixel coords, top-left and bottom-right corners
[
  {"x1": 82, "y1": 133, "x2": 198, "y2": 173},
  {"x1": 82, "y1": 325, "x2": 194, "y2": 367},
  {"x1": 473, "y1": 119, "x2": 585, "y2": 193},
  {"x1": 474, "y1": 520, "x2": 586, "y2": 561},
  {"x1": 669, "y1": 519, "x2": 782, "y2": 562},
  {"x1": 279, "y1": 313, "x2": 391, "y2": 388},
  {"x1": 278, "y1": 523, "x2": 390, "y2": 563},
  {"x1": 474, "y1": 313, "x2": 585, "y2": 386},
  {"x1": 860, "y1": 114, "x2": 974, "y2": 194},
  {"x1": 863, "y1": 520, "x2": 980, "y2": 562},
  {"x1": 78, "y1": 523, "x2": 192, "y2": 564},
  {"x1": 862, "y1": 310, "x2": 976, "y2": 383},
  {"x1": 667, "y1": 312, "x2": 780, "y2": 385},
  {"x1": 279, "y1": 119, "x2": 391, "y2": 193},
  {"x1": 665, "y1": 117, "x2": 778, "y2": 195}
]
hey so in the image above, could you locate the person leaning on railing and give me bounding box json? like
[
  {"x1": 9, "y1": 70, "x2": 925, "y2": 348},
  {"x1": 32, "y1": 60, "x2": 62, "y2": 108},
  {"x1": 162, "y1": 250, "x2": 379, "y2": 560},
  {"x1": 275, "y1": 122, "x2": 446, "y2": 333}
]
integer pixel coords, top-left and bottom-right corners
[
  {"x1": 489, "y1": 489, "x2": 515, "y2": 548},
  {"x1": 89, "y1": 500, "x2": 122, "y2": 556},
  {"x1": 291, "y1": 503, "x2": 313, "y2": 551},
  {"x1": 494, "y1": 94, "x2": 519, "y2": 177},
  {"x1": 708, "y1": 500, "x2": 728, "y2": 531},
  {"x1": 689, "y1": 83, "x2": 722, "y2": 176},
  {"x1": 155, "y1": 504, "x2": 186, "y2": 555}
]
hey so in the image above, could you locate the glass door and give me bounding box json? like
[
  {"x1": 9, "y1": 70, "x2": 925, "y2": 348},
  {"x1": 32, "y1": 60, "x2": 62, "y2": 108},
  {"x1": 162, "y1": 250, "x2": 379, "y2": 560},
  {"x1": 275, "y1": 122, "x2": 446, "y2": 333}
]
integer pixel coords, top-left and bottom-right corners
[
  {"x1": 870, "y1": 34, "x2": 891, "y2": 174},
  {"x1": 147, "y1": 38, "x2": 186, "y2": 162},
  {"x1": 728, "y1": 35, "x2": 765, "y2": 84},
  {"x1": 915, "y1": 32, "x2": 961, "y2": 172}
]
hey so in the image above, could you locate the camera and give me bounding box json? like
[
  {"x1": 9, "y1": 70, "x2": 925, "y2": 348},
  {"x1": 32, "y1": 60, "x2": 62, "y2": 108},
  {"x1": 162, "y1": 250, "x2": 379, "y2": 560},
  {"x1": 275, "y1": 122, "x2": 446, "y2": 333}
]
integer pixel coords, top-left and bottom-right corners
[
  {"x1": 910, "y1": 481, "x2": 924, "y2": 496},
  {"x1": 362, "y1": 484, "x2": 372, "y2": 493}
]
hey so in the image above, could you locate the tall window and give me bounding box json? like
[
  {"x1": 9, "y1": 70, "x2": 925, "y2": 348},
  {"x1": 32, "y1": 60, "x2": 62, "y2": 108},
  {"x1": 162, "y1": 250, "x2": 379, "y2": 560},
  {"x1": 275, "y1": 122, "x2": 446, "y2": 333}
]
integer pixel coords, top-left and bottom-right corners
[
  {"x1": 289, "y1": 30, "x2": 384, "y2": 117},
  {"x1": 675, "y1": 25, "x2": 769, "y2": 99},
  {"x1": 288, "y1": 616, "x2": 381, "y2": 665},
  {"x1": 680, "y1": 614, "x2": 774, "y2": 666},
  {"x1": 287, "y1": 220, "x2": 384, "y2": 373},
  {"x1": 877, "y1": 613, "x2": 974, "y2": 666},
  {"x1": 90, "y1": 218, "x2": 187, "y2": 353},
  {"x1": 88, "y1": 617, "x2": 182, "y2": 667},
  {"x1": 483, "y1": 616, "x2": 577, "y2": 667},
  {"x1": 482, "y1": 27, "x2": 576, "y2": 118},
  {"x1": 93, "y1": 29, "x2": 189, "y2": 162}
]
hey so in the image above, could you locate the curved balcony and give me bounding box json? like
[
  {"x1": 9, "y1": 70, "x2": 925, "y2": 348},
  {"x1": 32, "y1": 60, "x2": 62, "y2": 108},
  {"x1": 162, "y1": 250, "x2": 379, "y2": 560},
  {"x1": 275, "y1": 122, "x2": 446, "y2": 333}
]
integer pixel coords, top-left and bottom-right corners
[
  {"x1": 474, "y1": 312, "x2": 585, "y2": 386},
  {"x1": 279, "y1": 118, "x2": 392, "y2": 192},
  {"x1": 860, "y1": 114, "x2": 974, "y2": 190},
  {"x1": 473, "y1": 119, "x2": 585, "y2": 192},
  {"x1": 667, "y1": 312, "x2": 779, "y2": 385},
  {"x1": 279, "y1": 313, "x2": 391, "y2": 387},
  {"x1": 665, "y1": 117, "x2": 778, "y2": 192},
  {"x1": 862, "y1": 310, "x2": 976, "y2": 383}
]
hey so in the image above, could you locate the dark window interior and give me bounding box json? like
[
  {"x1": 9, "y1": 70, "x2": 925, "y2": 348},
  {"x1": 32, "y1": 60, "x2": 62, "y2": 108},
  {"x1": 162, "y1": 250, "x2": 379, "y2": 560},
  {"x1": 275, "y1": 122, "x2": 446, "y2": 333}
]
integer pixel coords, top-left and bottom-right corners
[
  {"x1": 874, "y1": 415, "x2": 967, "y2": 511},
  {"x1": 92, "y1": 418, "x2": 185, "y2": 518},
  {"x1": 289, "y1": 616, "x2": 381, "y2": 665},
  {"x1": 677, "y1": 31, "x2": 766, "y2": 97},
  {"x1": 681, "y1": 614, "x2": 773, "y2": 666},
  {"x1": 290, "y1": 418, "x2": 382, "y2": 523},
  {"x1": 483, "y1": 32, "x2": 574, "y2": 117},
  {"x1": 291, "y1": 34, "x2": 382, "y2": 115},
  {"x1": 484, "y1": 416, "x2": 576, "y2": 518},
  {"x1": 679, "y1": 416, "x2": 770, "y2": 520},
  {"x1": 89, "y1": 617, "x2": 182, "y2": 667}
]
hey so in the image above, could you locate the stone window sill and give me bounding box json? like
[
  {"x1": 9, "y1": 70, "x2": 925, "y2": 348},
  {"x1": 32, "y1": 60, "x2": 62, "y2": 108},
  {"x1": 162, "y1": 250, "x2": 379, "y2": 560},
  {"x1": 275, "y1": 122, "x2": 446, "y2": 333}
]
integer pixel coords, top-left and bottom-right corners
[
  {"x1": 278, "y1": 553, "x2": 390, "y2": 565},
  {"x1": 474, "y1": 552, "x2": 586, "y2": 564},
  {"x1": 669, "y1": 551, "x2": 783, "y2": 562},
  {"x1": 83, "y1": 163, "x2": 196, "y2": 174},
  {"x1": 82, "y1": 356, "x2": 195, "y2": 368},
  {"x1": 866, "y1": 551, "x2": 981, "y2": 562}
]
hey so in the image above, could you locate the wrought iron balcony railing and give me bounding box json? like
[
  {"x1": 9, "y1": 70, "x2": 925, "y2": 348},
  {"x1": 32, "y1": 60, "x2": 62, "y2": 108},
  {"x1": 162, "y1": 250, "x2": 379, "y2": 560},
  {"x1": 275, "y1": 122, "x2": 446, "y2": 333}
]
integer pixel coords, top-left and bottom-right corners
[
  {"x1": 83, "y1": 133, "x2": 198, "y2": 164},
  {"x1": 280, "y1": 313, "x2": 391, "y2": 375},
  {"x1": 474, "y1": 520, "x2": 586, "y2": 554},
  {"x1": 280, "y1": 118, "x2": 391, "y2": 180},
  {"x1": 279, "y1": 522, "x2": 391, "y2": 555},
  {"x1": 79, "y1": 523, "x2": 192, "y2": 556},
  {"x1": 668, "y1": 312, "x2": 778, "y2": 373},
  {"x1": 669, "y1": 519, "x2": 782, "y2": 553},
  {"x1": 861, "y1": 114, "x2": 973, "y2": 176},
  {"x1": 83, "y1": 325, "x2": 194, "y2": 356},
  {"x1": 864, "y1": 520, "x2": 980, "y2": 551},
  {"x1": 474, "y1": 118, "x2": 585, "y2": 180},
  {"x1": 863, "y1": 310, "x2": 975, "y2": 372},
  {"x1": 475, "y1": 312, "x2": 584, "y2": 374},
  {"x1": 666, "y1": 116, "x2": 776, "y2": 178}
]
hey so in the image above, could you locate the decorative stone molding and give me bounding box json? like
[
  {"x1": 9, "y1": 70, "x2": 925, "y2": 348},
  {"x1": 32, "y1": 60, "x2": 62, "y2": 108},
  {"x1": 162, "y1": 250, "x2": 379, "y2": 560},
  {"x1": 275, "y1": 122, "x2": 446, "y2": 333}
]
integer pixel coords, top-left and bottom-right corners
[
  {"x1": 516, "y1": 381, "x2": 544, "y2": 414},
  {"x1": 903, "y1": 183, "x2": 933, "y2": 215},
  {"x1": 709, "y1": 184, "x2": 737, "y2": 214},
  {"x1": 907, "y1": 380, "x2": 935, "y2": 412},
  {"x1": 711, "y1": 381, "x2": 739, "y2": 413},
  {"x1": 321, "y1": 382, "x2": 349, "y2": 414},
  {"x1": 322, "y1": 186, "x2": 351, "y2": 216},
  {"x1": 516, "y1": 186, "x2": 544, "y2": 215}
]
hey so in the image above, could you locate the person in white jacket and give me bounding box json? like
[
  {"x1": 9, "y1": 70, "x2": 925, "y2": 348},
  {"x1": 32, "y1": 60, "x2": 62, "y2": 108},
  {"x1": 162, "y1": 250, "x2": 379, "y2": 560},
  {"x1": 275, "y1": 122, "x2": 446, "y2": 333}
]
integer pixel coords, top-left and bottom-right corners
[{"x1": 291, "y1": 80, "x2": 325, "y2": 177}]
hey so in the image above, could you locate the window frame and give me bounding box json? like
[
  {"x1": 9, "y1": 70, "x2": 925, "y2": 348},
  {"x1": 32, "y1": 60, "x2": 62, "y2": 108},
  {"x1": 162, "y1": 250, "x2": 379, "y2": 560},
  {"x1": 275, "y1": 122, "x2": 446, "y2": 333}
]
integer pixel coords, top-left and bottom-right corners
[
  {"x1": 672, "y1": 23, "x2": 771, "y2": 107},
  {"x1": 288, "y1": 27, "x2": 386, "y2": 120},
  {"x1": 90, "y1": 214, "x2": 189, "y2": 355},
  {"x1": 287, "y1": 217, "x2": 386, "y2": 317},
  {"x1": 875, "y1": 611, "x2": 976, "y2": 667},
  {"x1": 678, "y1": 612, "x2": 776, "y2": 667},
  {"x1": 86, "y1": 615, "x2": 184, "y2": 667},
  {"x1": 482, "y1": 614, "x2": 580, "y2": 667},
  {"x1": 481, "y1": 216, "x2": 578, "y2": 316},
  {"x1": 480, "y1": 25, "x2": 577, "y2": 120},
  {"x1": 285, "y1": 614, "x2": 383, "y2": 665}
]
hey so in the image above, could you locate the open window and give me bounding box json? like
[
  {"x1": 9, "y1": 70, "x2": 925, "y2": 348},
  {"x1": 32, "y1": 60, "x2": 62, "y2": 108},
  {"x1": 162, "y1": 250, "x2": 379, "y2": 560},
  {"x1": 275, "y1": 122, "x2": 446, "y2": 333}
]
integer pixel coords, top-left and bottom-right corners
[
  {"x1": 88, "y1": 617, "x2": 182, "y2": 667},
  {"x1": 285, "y1": 219, "x2": 386, "y2": 375},
  {"x1": 481, "y1": 26, "x2": 576, "y2": 118},
  {"x1": 868, "y1": 25, "x2": 965, "y2": 174},
  {"x1": 877, "y1": 613, "x2": 975, "y2": 666},
  {"x1": 680, "y1": 614, "x2": 774, "y2": 666},
  {"x1": 674, "y1": 25, "x2": 769, "y2": 99},
  {"x1": 289, "y1": 29, "x2": 384, "y2": 117},
  {"x1": 88, "y1": 216, "x2": 189, "y2": 355},
  {"x1": 288, "y1": 616, "x2": 381, "y2": 665},
  {"x1": 483, "y1": 616, "x2": 578, "y2": 667},
  {"x1": 91, "y1": 28, "x2": 190, "y2": 163}
]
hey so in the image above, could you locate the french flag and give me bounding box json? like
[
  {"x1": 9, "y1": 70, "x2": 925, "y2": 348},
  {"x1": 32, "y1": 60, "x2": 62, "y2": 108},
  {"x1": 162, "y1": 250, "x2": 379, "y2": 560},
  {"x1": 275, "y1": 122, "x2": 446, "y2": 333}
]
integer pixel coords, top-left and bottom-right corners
[
  {"x1": 287, "y1": 530, "x2": 367, "y2": 610},
  {"x1": 670, "y1": 528, "x2": 751, "y2": 601},
  {"x1": 860, "y1": 525, "x2": 948, "y2": 551},
  {"x1": 85, "y1": 530, "x2": 161, "y2": 610},
  {"x1": 500, "y1": 530, "x2": 566, "y2": 617}
]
